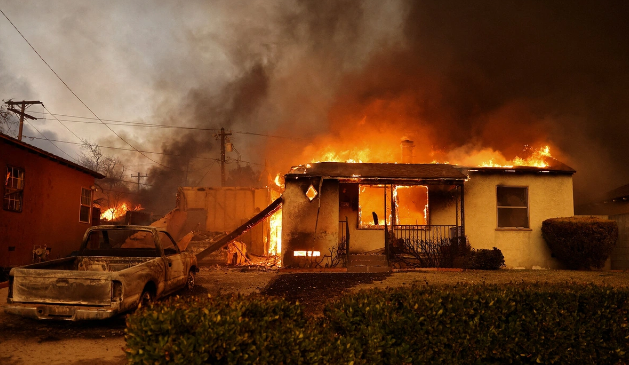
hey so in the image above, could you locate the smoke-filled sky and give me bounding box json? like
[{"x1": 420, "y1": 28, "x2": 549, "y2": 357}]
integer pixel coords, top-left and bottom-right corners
[{"x1": 1, "y1": 0, "x2": 628, "y2": 209}]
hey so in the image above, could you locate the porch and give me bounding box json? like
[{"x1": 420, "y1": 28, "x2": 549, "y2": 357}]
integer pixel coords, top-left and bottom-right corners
[{"x1": 282, "y1": 162, "x2": 467, "y2": 269}]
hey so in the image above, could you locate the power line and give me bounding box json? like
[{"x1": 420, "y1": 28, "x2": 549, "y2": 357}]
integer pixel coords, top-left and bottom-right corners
[
  {"x1": 29, "y1": 110, "x2": 304, "y2": 140},
  {"x1": 0, "y1": 8, "x2": 175, "y2": 170},
  {"x1": 22, "y1": 135, "x2": 263, "y2": 166},
  {"x1": 42, "y1": 105, "x2": 84, "y2": 143},
  {"x1": 23, "y1": 120, "x2": 78, "y2": 162}
]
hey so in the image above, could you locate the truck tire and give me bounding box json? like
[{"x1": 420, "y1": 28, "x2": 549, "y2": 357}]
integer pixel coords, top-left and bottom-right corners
[
  {"x1": 186, "y1": 270, "x2": 195, "y2": 291},
  {"x1": 138, "y1": 290, "x2": 154, "y2": 309}
]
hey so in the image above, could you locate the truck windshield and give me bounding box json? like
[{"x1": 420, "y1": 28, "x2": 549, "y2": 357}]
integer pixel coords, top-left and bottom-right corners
[{"x1": 82, "y1": 229, "x2": 160, "y2": 257}]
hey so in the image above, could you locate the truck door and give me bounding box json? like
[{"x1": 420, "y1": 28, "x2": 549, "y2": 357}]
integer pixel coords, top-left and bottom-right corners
[{"x1": 158, "y1": 232, "x2": 185, "y2": 293}]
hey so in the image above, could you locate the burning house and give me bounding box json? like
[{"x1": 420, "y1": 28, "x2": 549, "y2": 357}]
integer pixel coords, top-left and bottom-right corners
[
  {"x1": 0, "y1": 133, "x2": 104, "y2": 272},
  {"x1": 281, "y1": 159, "x2": 575, "y2": 270}
]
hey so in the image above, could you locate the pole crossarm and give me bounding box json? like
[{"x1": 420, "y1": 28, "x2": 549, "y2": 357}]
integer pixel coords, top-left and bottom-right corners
[{"x1": 4, "y1": 100, "x2": 43, "y2": 141}]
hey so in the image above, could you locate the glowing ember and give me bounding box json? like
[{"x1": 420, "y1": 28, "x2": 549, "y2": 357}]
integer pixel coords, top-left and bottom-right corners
[{"x1": 100, "y1": 202, "x2": 143, "y2": 221}]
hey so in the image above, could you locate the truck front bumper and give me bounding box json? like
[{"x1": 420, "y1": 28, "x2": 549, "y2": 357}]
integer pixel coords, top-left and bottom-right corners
[{"x1": 5, "y1": 302, "x2": 121, "y2": 321}]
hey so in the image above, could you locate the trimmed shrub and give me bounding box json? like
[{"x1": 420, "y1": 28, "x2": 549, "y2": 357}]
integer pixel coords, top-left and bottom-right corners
[
  {"x1": 542, "y1": 216, "x2": 618, "y2": 269},
  {"x1": 126, "y1": 285, "x2": 629, "y2": 364},
  {"x1": 324, "y1": 284, "x2": 629, "y2": 364},
  {"x1": 125, "y1": 294, "x2": 351, "y2": 365},
  {"x1": 467, "y1": 247, "x2": 505, "y2": 270}
]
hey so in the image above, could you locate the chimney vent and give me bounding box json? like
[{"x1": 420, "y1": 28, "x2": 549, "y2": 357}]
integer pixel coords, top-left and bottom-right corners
[{"x1": 400, "y1": 139, "x2": 415, "y2": 163}]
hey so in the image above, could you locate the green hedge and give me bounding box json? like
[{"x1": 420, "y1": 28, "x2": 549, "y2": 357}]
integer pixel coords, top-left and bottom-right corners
[
  {"x1": 542, "y1": 216, "x2": 618, "y2": 269},
  {"x1": 126, "y1": 285, "x2": 629, "y2": 364}
]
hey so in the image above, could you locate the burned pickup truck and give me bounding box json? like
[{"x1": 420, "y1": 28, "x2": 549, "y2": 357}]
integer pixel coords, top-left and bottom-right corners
[{"x1": 5, "y1": 225, "x2": 197, "y2": 320}]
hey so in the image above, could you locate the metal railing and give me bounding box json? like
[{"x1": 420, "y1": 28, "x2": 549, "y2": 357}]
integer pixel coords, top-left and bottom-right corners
[
  {"x1": 392, "y1": 225, "x2": 459, "y2": 243},
  {"x1": 390, "y1": 225, "x2": 464, "y2": 268},
  {"x1": 333, "y1": 218, "x2": 350, "y2": 267}
]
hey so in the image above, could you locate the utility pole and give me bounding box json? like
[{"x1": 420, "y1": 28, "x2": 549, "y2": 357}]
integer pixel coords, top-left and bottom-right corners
[
  {"x1": 4, "y1": 100, "x2": 42, "y2": 141},
  {"x1": 215, "y1": 127, "x2": 232, "y2": 187},
  {"x1": 131, "y1": 172, "x2": 148, "y2": 193}
]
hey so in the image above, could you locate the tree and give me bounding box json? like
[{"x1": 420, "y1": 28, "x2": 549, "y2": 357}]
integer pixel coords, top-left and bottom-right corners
[
  {"x1": 79, "y1": 139, "x2": 132, "y2": 220},
  {"x1": 0, "y1": 104, "x2": 17, "y2": 137}
]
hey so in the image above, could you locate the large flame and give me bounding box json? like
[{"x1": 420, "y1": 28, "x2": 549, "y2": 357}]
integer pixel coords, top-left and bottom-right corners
[
  {"x1": 479, "y1": 145, "x2": 552, "y2": 168},
  {"x1": 303, "y1": 140, "x2": 554, "y2": 168},
  {"x1": 100, "y1": 202, "x2": 143, "y2": 221},
  {"x1": 268, "y1": 209, "x2": 282, "y2": 257}
]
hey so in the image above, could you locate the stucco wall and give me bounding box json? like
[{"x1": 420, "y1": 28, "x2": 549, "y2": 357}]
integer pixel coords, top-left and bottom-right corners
[
  {"x1": 0, "y1": 142, "x2": 97, "y2": 267},
  {"x1": 282, "y1": 178, "x2": 339, "y2": 267},
  {"x1": 427, "y1": 186, "x2": 459, "y2": 226},
  {"x1": 464, "y1": 173, "x2": 574, "y2": 269}
]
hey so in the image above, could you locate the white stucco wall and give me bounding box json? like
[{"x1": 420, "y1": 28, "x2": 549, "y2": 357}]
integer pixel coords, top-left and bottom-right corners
[
  {"x1": 464, "y1": 172, "x2": 574, "y2": 269},
  {"x1": 281, "y1": 179, "x2": 339, "y2": 267}
]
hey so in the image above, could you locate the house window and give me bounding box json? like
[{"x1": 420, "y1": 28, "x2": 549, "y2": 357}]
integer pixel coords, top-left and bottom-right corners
[
  {"x1": 497, "y1": 186, "x2": 529, "y2": 228},
  {"x1": 4, "y1": 166, "x2": 24, "y2": 212},
  {"x1": 359, "y1": 185, "x2": 392, "y2": 228},
  {"x1": 395, "y1": 185, "x2": 428, "y2": 225},
  {"x1": 358, "y1": 185, "x2": 428, "y2": 228},
  {"x1": 80, "y1": 188, "x2": 92, "y2": 223}
]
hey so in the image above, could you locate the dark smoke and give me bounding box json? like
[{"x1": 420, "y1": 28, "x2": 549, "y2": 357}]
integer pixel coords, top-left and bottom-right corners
[{"x1": 137, "y1": 0, "x2": 629, "y2": 211}]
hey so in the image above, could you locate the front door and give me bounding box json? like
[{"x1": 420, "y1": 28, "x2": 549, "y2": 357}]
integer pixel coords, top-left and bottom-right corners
[{"x1": 158, "y1": 232, "x2": 185, "y2": 293}]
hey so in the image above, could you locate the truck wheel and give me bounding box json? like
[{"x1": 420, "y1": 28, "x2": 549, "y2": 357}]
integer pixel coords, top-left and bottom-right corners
[
  {"x1": 138, "y1": 290, "x2": 154, "y2": 309},
  {"x1": 186, "y1": 270, "x2": 195, "y2": 291}
]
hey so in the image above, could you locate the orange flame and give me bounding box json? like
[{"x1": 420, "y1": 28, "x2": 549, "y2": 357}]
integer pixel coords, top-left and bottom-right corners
[
  {"x1": 100, "y1": 202, "x2": 143, "y2": 221},
  {"x1": 269, "y1": 209, "x2": 282, "y2": 257},
  {"x1": 479, "y1": 145, "x2": 552, "y2": 168}
]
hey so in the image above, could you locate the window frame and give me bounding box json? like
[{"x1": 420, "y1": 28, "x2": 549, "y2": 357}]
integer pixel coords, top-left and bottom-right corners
[
  {"x1": 357, "y1": 184, "x2": 429, "y2": 230},
  {"x1": 3, "y1": 165, "x2": 25, "y2": 213},
  {"x1": 496, "y1": 185, "x2": 530, "y2": 230},
  {"x1": 80, "y1": 187, "x2": 92, "y2": 223}
]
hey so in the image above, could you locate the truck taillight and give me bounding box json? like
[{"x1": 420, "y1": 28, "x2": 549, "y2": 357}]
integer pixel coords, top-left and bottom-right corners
[{"x1": 112, "y1": 280, "x2": 123, "y2": 301}]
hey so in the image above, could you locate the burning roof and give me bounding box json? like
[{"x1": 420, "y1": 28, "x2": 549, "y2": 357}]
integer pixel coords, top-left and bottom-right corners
[{"x1": 287, "y1": 162, "x2": 467, "y2": 181}]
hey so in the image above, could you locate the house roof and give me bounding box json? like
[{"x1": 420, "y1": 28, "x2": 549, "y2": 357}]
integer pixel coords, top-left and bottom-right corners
[
  {"x1": 286, "y1": 162, "x2": 468, "y2": 181},
  {"x1": 604, "y1": 183, "x2": 629, "y2": 201},
  {"x1": 464, "y1": 159, "x2": 576, "y2": 175},
  {"x1": 0, "y1": 133, "x2": 105, "y2": 179}
]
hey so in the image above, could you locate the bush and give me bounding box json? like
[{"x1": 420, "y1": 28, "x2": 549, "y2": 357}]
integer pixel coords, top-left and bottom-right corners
[
  {"x1": 467, "y1": 247, "x2": 505, "y2": 270},
  {"x1": 125, "y1": 294, "x2": 351, "y2": 365},
  {"x1": 324, "y1": 284, "x2": 629, "y2": 364},
  {"x1": 542, "y1": 216, "x2": 618, "y2": 269},
  {"x1": 126, "y1": 285, "x2": 629, "y2": 364}
]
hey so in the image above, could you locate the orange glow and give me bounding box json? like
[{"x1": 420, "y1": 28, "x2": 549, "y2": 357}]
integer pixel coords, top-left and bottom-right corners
[
  {"x1": 100, "y1": 202, "x2": 143, "y2": 221},
  {"x1": 479, "y1": 145, "x2": 552, "y2": 168},
  {"x1": 268, "y1": 209, "x2": 282, "y2": 257}
]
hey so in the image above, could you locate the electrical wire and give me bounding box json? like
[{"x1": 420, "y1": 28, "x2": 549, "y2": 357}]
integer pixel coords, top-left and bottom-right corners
[
  {"x1": 29, "y1": 110, "x2": 304, "y2": 140},
  {"x1": 23, "y1": 120, "x2": 78, "y2": 162},
  {"x1": 22, "y1": 135, "x2": 263, "y2": 166},
  {"x1": 0, "y1": 8, "x2": 176, "y2": 170},
  {"x1": 42, "y1": 105, "x2": 84, "y2": 143}
]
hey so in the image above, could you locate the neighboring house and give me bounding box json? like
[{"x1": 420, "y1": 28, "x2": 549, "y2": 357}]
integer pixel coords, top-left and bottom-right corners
[
  {"x1": 0, "y1": 133, "x2": 104, "y2": 272},
  {"x1": 177, "y1": 186, "x2": 279, "y2": 256},
  {"x1": 575, "y1": 183, "x2": 629, "y2": 270},
  {"x1": 281, "y1": 161, "x2": 575, "y2": 269}
]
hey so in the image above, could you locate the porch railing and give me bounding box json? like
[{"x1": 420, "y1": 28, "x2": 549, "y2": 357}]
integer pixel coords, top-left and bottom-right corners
[
  {"x1": 389, "y1": 225, "x2": 465, "y2": 268},
  {"x1": 335, "y1": 218, "x2": 350, "y2": 267}
]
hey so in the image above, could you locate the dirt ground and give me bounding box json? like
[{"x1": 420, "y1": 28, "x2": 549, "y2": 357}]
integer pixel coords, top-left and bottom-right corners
[{"x1": 1, "y1": 268, "x2": 629, "y2": 364}]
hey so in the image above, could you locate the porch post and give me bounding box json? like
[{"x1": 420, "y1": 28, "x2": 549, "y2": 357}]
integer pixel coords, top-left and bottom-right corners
[
  {"x1": 384, "y1": 185, "x2": 388, "y2": 260},
  {"x1": 460, "y1": 183, "x2": 465, "y2": 238}
]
